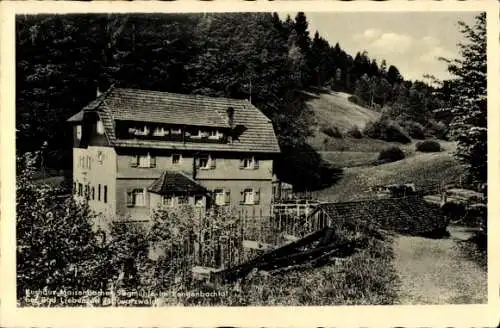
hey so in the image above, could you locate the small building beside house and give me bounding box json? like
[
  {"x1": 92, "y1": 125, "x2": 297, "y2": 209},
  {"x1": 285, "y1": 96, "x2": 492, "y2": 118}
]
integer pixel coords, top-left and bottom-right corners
[
  {"x1": 67, "y1": 86, "x2": 281, "y2": 227},
  {"x1": 272, "y1": 174, "x2": 293, "y2": 201}
]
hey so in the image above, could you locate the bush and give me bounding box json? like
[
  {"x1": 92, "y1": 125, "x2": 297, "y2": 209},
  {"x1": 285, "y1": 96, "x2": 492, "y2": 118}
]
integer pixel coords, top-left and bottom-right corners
[
  {"x1": 425, "y1": 119, "x2": 448, "y2": 140},
  {"x1": 377, "y1": 146, "x2": 405, "y2": 163},
  {"x1": 363, "y1": 118, "x2": 411, "y2": 144},
  {"x1": 347, "y1": 95, "x2": 364, "y2": 106},
  {"x1": 322, "y1": 125, "x2": 343, "y2": 139},
  {"x1": 416, "y1": 140, "x2": 441, "y2": 152},
  {"x1": 400, "y1": 121, "x2": 426, "y2": 140},
  {"x1": 346, "y1": 125, "x2": 363, "y2": 139}
]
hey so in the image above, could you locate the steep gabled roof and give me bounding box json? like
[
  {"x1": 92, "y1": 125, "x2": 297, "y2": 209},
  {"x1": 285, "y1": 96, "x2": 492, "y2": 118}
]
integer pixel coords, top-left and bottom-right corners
[
  {"x1": 311, "y1": 196, "x2": 447, "y2": 236},
  {"x1": 148, "y1": 171, "x2": 209, "y2": 195},
  {"x1": 67, "y1": 87, "x2": 280, "y2": 153}
]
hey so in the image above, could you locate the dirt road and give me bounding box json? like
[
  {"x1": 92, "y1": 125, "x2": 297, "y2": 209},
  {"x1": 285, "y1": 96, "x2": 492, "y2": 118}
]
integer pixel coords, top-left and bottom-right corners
[{"x1": 393, "y1": 225, "x2": 487, "y2": 304}]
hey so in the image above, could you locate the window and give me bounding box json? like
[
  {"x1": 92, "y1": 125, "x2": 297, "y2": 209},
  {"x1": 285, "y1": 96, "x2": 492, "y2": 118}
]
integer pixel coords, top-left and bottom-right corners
[
  {"x1": 195, "y1": 196, "x2": 204, "y2": 207},
  {"x1": 78, "y1": 183, "x2": 83, "y2": 196},
  {"x1": 98, "y1": 184, "x2": 101, "y2": 201},
  {"x1": 127, "y1": 189, "x2": 145, "y2": 207},
  {"x1": 198, "y1": 154, "x2": 215, "y2": 169},
  {"x1": 214, "y1": 189, "x2": 225, "y2": 206},
  {"x1": 91, "y1": 187, "x2": 95, "y2": 200},
  {"x1": 243, "y1": 188, "x2": 254, "y2": 204},
  {"x1": 73, "y1": 182, "x2": 77, "y2": 194},
  {"x1": 76, "y1": 125, "x2": 82, "y2": 140},
  {"x1": 162, "y1": 195, "x2": 174, "y2": 207},
  {"x1": 96, "y1": 120, "x2": 104, "y2": 135},
  {"x1": 85, "y1": 185, "x2": 89, "y2": 198},
  {"x1": 178, "y1": 195, "x2": 188, "y2": 205},
  {"x1": 241, "y1": 188, "x2": 260, "y2": 205},
  {"x1": 104, "y1": 185, "x2": 108, "y2": 203},
  {"x1": 133, "y1": 126, "x2": 150, "y2": 136},
  {"x1": 172, "y1": 154, "x2": 181, "y2": 165},
  {"x1": 240, "y1": 156, "x2": 259, "y2": 169},
  {"x1": 153, "y1": 127, "x2": 167, "y2": 137},
  {"x1": 191, "y1": 130, "x2": 202, "y2": 139},
  {"x1": 209, "y1": 130, "x2": 219, "y2": 139},
  {"x1": 131, "y1": 153, "x2": 156, "y2": 168},
  {"x1": 214, "y1": 189, "x2": 230, "y2": 206},
  {"x1": 171, "y1": 127, "x2": 182, "y2": 135}
]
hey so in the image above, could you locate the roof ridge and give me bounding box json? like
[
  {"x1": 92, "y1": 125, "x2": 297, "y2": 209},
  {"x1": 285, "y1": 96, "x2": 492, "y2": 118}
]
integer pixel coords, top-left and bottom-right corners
[{"x1": 114, "y1": 87, "x2": 248, "y2": 103}]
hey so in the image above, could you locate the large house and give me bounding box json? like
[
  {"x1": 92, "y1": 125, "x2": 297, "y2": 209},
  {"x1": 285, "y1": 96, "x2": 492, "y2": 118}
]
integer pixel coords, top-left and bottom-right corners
[{"x1": 67, "y1": 87, "x2": 281, "y2": 226}]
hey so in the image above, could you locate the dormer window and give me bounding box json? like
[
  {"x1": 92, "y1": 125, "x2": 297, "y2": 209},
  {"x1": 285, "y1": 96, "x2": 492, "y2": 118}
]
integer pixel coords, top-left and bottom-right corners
[
  {"x1": 153, "y1": 127, "x2": 167, "y2": 137},
  {"x1": 76, "y1": 125, "x2": 82, "y2": 140},
  {"x1": 208, "y1": 130, "x2": 220, "y2": 139},
  {"x1": 171, "y1": 127, "x2": 182, "y2": 135},
  {"x1": 96, "y1": 120, "x2": 104, "y2": 135},
  {"x1": 133, "y1": 125, "x2": 149, "y2": 136}
]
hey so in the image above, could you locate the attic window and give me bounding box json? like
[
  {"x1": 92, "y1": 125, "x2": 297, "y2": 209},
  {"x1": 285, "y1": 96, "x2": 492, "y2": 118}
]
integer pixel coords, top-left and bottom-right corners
[
  {"x1": 153, "y1": 127, "x2": 168, "y2": 137},
  {"x1": 96, "y1": 120, "x2": 104, "y2": 135},
  {"x1": 208, "y1": 130, "x2": 221, "y2": 140},
  {"x1": 171, "y1": 128, "x2": 182, "y2": 135}
]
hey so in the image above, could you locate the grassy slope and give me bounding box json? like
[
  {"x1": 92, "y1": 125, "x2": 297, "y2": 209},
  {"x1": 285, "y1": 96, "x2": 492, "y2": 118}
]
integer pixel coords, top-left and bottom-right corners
[
  {"x1": 306, "y1": 90, "x2": 381, "y2": 132},
  {"x1": 303, "y1": 89, "x2": 465, "y2": 201},
  {"x1": 318, "y1": 148, "x2": 466, "y2": 202}
]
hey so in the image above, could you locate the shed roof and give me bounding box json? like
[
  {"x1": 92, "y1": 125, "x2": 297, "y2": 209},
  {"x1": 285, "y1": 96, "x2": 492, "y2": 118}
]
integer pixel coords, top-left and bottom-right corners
[{"x1": 311, "y1": 196, "x2": 447, "y2": 236}]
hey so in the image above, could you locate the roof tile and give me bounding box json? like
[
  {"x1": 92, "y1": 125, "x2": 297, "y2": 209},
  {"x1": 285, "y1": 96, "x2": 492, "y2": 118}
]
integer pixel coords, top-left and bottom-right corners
[{"x1": 67, "y1": 87, "x2": 280, "y2": 154}]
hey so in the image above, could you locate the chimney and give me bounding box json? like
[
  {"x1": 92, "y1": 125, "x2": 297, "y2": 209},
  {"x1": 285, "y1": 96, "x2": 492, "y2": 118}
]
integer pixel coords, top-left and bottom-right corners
[
  {"x1": 226, "y1": 107, "x2": 234, "y2": 143},
  {"x1": 226, "y1": 107, "x2": 234, "y2": 129}
]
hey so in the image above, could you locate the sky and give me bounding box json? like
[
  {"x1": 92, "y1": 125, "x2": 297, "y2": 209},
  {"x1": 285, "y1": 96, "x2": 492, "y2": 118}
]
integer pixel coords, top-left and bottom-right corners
[{"x1": 280, "y1": 12, "x2": 480, "y2": 82}]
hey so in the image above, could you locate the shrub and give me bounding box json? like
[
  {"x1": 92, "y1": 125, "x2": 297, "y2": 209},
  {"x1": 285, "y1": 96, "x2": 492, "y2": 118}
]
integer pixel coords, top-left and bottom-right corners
[
  {"x1": 346, "y1": 125, "x2": 363, "y2": 139},
  {"x1": 377, "y1": 146, "x2": 405, "y2": 163},
  {"x1": 400, "y1": 121, "x2": 426, "y2": 140},
  {"x1": 322, "y1": 125, "x2": 343, "y2": 139},
  {"x1": 363, "y1": 118, "x2": 411, "y2": 144},
  {"x1": 425, "y1": 119, "x2": 448, "y2": 140},
  {"x1": 416, "y1": 140, "x2": 441, "y2": 152},
  {"x1": 347, "y1": 95, "x2": 364, "y2": 106}
]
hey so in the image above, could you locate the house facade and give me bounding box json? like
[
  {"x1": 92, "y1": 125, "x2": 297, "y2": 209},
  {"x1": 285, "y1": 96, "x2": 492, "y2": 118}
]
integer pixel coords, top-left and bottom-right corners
[{"x1": 67, "y1": 87, "x2": 281, "y2": 226}]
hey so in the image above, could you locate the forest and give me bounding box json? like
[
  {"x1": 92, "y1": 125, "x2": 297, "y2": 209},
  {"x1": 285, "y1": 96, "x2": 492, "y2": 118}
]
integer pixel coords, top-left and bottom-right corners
[{"x1": 16, "y1": 12, "x2": 485, "y2": 189}]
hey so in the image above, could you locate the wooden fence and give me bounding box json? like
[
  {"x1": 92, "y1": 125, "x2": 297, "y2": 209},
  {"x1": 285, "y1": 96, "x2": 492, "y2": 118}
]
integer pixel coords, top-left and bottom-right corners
[{"x1": 186, "y1": 208, "x2": 329, "y2": 275}]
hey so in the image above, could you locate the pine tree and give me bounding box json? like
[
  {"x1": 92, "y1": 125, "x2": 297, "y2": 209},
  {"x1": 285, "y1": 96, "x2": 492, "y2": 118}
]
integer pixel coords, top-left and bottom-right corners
[{"x1": 441, "y1": 13, "x2": 486, "y2": 186}]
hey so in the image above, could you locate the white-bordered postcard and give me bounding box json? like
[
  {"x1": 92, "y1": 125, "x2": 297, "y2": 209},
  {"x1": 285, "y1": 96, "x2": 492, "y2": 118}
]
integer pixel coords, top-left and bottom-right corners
[{"x1": 1, "y1": 1, "x2": 499, "y2": 327}]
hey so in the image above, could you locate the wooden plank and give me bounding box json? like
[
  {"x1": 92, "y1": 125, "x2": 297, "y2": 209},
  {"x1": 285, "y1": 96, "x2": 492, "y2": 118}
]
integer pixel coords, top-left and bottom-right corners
[
  {"x1": 242, "y1": 240, "x2": 275, "y2": 251},
  {"x1": 191, "y1": 266, "x2": 221, "y2": 281},
  {"x1": 282, "y1": 234, "x2": 299, "y2": 243},
  {"x1": 215, "y1": 227, "x2": 328, "y2": 283}
]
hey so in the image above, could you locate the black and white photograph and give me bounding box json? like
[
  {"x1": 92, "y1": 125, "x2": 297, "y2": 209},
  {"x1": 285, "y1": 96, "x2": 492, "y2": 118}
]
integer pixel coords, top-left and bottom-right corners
[{"x1": 3, "y1": 2, "x2": 495, "y2": 319}]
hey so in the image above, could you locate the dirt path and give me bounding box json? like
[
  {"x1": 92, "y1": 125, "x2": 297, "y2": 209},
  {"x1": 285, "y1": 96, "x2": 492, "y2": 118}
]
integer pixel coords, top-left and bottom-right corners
[{"x1": 393, "y1": 225, "x2": 487, "y2": 304}]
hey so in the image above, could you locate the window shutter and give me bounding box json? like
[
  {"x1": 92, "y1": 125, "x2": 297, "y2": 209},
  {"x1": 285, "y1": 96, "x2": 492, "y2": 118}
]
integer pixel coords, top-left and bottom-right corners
[
  {"x1": 210, "y1": 156, "x2": 216, "y2": 169},
  {"x1": 130, "y1": 156, "x2": 138, "y2": 167},
  {"x1": 254, "y1": 188, "x2": 260, "y2": 204},
  {"x1": 254, "y1": 158, "x2": 260, "y2": 169},
  {"x1": 225, "y1": 190, "x2": 231, "y2": 204},
  {"x1": 126, "y1": 190, "x2": 134, "y2": 207},
  {"x1": 239, "y1": 159, "x2": 245, "y2": 169},
  {"x1": 150, "y1": 155, "x2": 156, "y2": 168},
  {"x1": 240, "y1": 190, "x2": 245, "y2": 204}
]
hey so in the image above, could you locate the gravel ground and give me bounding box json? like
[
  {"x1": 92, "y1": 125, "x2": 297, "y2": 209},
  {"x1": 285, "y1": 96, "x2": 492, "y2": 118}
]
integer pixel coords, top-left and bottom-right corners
[{"x1": 393, "y1": 225, "x2": 487, "y2": 304}]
